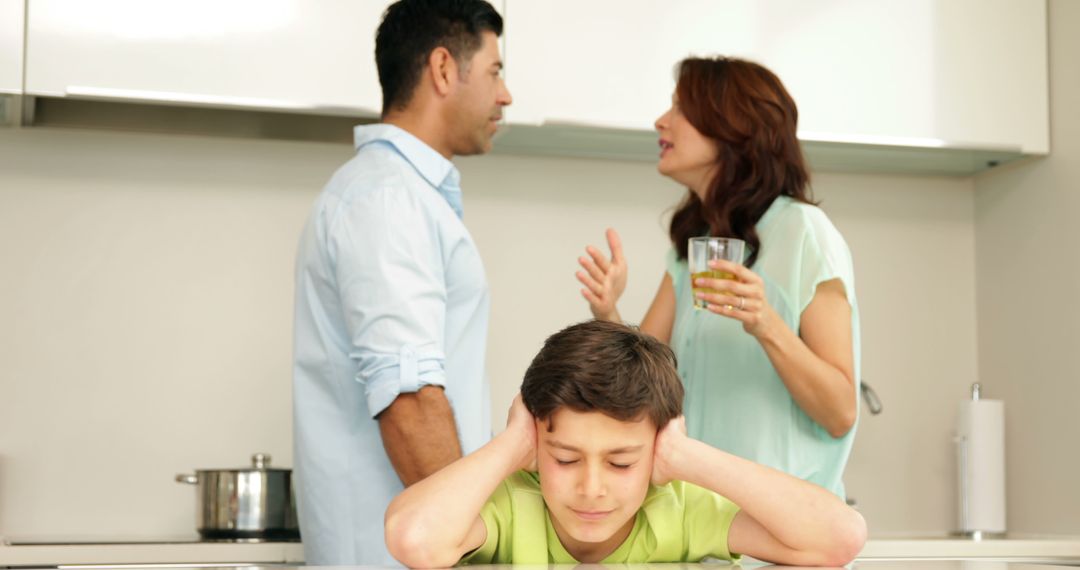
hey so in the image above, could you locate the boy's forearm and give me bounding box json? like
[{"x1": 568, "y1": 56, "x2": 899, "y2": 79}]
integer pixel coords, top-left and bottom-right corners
[
  {"x1": 674, "y1": 437, "x2": 863, "y2": 556},
  {"x1": 385, "y1": 428, "x2": 530, "y2": 565}
]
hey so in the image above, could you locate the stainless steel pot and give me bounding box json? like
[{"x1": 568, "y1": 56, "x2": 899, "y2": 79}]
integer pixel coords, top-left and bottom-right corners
[{"x1": 175, "y1": 453, "x2": 300, "y2": 541}]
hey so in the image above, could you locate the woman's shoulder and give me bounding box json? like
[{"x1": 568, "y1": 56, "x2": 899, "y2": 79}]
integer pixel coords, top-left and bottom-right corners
[
  {"x1": 664, "y1": 246, "x2": 682, "y2": 265},
  {"x1": 768, "y1": 196, "x2": 828, "y2": 225},
  {"x1": 759, "y1": 198, "x2": 854, "y2": 275},
  {"x1": 664, "y1": 246, "x2": 686, "y2": 278},
  {"x1": 767, "y1": 197, "x2": 845, "y2": 244}
]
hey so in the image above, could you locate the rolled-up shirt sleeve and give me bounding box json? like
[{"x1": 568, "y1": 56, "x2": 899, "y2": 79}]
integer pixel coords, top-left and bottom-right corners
[{"x1": 328, "y1": 185, "x2": 447, "y2": 418}]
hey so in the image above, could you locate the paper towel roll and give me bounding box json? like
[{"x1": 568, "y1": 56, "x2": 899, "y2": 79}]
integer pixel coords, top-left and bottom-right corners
[{"x1": 956, "y1": 398, "x2": 1006, "y2": 533}]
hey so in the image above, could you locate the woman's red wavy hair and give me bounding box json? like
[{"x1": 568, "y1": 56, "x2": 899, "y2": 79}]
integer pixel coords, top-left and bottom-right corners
[{"x1": 668, "y1": 57, "x2": 816, "y2": 268}]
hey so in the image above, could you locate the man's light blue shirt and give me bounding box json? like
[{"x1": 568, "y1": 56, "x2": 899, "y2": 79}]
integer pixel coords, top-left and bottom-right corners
[{"x1": 292, "y1": 124, "x2": 492, "y2": 565}]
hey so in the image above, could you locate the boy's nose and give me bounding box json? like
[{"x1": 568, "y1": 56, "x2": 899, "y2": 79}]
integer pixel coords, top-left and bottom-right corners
[{"x1": 579, "y1": 465, "x2": 606, "y2": 498}]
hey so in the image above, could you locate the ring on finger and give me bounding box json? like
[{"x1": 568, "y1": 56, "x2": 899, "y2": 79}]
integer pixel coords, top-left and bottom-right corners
[{"x1": 737, "y1": 296, "x2": 746, "y2": 310}]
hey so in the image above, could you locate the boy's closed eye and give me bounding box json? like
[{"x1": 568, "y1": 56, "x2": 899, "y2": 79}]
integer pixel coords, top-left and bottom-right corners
[{"x1": 551, "y1": 455, "x2": 638, "y2": 469}]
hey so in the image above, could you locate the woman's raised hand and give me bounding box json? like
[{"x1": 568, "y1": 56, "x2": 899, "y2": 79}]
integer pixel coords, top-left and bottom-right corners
[{"x1": 576, "y1": 228, "x2": 627, "y2": 322}]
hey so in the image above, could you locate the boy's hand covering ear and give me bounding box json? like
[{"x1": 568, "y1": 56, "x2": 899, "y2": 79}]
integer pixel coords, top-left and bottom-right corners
[
  {"x1": 507, "y1": 394, "x2": 538, "y2": 472},
  {"x1": 651, "y1": 415, "x2": 688, "y2": 486}
]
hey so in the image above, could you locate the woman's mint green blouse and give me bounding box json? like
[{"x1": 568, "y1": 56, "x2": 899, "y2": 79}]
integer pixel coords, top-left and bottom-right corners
[{"x1": 666, "y1": 196, "x2": 860, "y2": 498}]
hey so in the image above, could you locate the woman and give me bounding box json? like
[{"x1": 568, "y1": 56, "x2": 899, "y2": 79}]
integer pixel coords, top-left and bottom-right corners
[{"x1": 576, "y1": 57, "x2": 860, "y2": 498}]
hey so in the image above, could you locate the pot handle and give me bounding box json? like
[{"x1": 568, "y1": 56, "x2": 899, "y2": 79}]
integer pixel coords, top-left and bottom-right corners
[{"x1": 175, "y1": 474, "x2": 198, "y2": 485}]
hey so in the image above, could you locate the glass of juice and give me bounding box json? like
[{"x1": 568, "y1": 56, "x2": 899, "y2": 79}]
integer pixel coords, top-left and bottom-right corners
[{"x1": 689, "y1": 237, "x2": 746, "y2": 310}]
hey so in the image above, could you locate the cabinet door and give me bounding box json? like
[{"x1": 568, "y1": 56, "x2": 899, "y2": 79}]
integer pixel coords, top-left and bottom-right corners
[
  {"x1": 504, "y1": 0, "x2": 1047, "y2": 153},
  {"x1": 1, "y1": 0, "x2": 23, "y2": 94},
  {"x1": 758, "y1": 0, "x2": 1047, "y2": 154},
  {"x1": 504, "y1": 0, "x2": 754, "y2": 130},
  {"x1": 24, "y1": 0, "x2": 393, "y2": 115}
]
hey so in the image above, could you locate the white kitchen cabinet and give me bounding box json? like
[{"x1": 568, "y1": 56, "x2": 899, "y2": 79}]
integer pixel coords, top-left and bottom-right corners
[
  {"x1": 1, "y1": 0, "x2": 24, "y2": 94},
  {"x1": 503, "y1": 0, "x2": 1048, "y2": 155},
  {"x1": 24, "y1": 0, "x2": 393, "y2": 116}
]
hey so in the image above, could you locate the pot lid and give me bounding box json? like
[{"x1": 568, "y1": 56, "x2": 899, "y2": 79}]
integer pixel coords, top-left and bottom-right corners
[{"x1": 195, "y1": 453, "x2": 291, "y2": 472}]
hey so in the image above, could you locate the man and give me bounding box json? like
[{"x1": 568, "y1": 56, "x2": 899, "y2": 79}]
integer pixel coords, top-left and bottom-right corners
[{"x1": 291, "y1": 0, "x2": 512, "y2": 564}]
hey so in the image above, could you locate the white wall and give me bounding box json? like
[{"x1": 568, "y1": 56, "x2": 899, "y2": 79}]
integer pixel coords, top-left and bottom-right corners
[
  {"x1": 813, "y1": 172, "x2": 979, "y2": 535},
  {"x1": 0, "y1": 124, "x2": 982, "y2": 538},
  {"x1": 973, "y1": 0, "x2": 1080, "y2": 535},
  {"x1": 0, "y1": 129, "x2": 345, "y2": 537}
]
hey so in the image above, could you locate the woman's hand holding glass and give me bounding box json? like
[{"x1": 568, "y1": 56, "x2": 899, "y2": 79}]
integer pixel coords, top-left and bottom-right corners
[
  {"x1": 694, "y1": 258, "x2": 777, "y2": 338},
  {"x1": 576, "y1": 228, "x2": 627, "y2": 322}
]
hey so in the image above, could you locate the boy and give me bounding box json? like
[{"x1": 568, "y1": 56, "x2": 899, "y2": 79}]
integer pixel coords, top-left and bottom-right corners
[{"x1": 385, "y1": 320, "x2": 867, "y2": 566}]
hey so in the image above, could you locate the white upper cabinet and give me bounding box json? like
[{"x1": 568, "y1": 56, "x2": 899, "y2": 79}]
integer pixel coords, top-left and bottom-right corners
[
  {"x1": 24, "y1": 0, "x2": 393, "y2": 116},
  {"x1": 1, "y1": 0, "x2": 24, "y2": 94},
  {"x1": 504, "y1": 0, "x2": 1048, "y2": 154}
]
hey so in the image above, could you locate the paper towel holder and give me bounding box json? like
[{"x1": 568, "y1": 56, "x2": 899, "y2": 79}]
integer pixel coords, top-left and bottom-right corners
[
  {"x1": 951, "y1": 382, "x2": 1007, "y2": 540},
  {"x1": 952, "y1": 433, "x2": 1006, "y2": 540}
]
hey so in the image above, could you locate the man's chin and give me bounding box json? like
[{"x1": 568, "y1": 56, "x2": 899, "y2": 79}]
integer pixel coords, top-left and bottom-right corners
[{"x1": 453, "y1": 136, "x2": 494, "y2": 157}]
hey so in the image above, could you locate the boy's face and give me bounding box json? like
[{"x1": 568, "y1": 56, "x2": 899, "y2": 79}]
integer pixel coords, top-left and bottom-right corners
[{"x1": 537, "y1": 408, "x2": 656, "y2": 554}]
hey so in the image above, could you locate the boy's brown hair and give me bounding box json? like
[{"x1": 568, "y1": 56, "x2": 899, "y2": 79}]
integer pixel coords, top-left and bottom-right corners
[{"x1": 521, "y1": 320, "x2": 684, "y2": 429}]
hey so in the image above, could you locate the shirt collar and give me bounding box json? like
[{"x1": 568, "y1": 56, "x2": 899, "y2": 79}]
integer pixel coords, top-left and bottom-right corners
[{"x1": 353, "y1": 124, "x2": 464, "y2": 218}]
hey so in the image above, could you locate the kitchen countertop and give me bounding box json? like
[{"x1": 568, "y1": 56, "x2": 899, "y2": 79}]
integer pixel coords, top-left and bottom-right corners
[
  {"x1": 0, "y1": 560, "x2": 1078, "y2": 570},
  {"x1": 0, "y1": 538, "x2": 305, "y2": 567},
  {"x1": 2, "y1": 537, "x2": 1080, "y2": 567},
  {"x1": 859, "y1": 535, "x2": 1080, "y2": 560}
]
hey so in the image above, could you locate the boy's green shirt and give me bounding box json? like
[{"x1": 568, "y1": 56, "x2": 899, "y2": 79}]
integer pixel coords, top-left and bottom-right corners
[{"x1": 460, "y1": 470, "x2": 742, "y2": 564}]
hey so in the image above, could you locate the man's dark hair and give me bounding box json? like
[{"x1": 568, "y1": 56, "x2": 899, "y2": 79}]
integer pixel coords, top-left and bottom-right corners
[
  {"x1": 375, "y1": 0, "x2": 503, "y2": 116},
  {"x1": 521, "y1": 320, "x2": 684, "y2": 430}
]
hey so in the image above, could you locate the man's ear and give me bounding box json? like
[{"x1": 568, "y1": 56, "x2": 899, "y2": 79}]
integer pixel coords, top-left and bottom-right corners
[{"x1": 427, "y1": 46, "x2": 458, "y2": 97}]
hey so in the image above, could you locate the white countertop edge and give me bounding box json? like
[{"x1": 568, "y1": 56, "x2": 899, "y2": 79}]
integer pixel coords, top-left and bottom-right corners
[
  {"x1": 0, "y1": 542, "x2": 305, "y2": 566},
  {"x1": 859, "y1": 539, "x2": 1080, "y2": 559},
  {"x1": 4, "y1": 539, "x2": 1080, "y2": 566}
]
